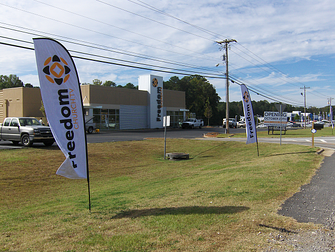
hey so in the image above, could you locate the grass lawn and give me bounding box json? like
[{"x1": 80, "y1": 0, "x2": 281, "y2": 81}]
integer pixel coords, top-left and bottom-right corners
[
  {"x1": 0, "y1": 139, "x2": 324, "y2": 251},
  {"x1": 218, "y1": 126, "x2": 335, "y2": 138}
]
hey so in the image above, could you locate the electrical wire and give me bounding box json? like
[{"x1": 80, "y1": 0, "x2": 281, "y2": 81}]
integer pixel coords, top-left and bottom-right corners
[
  {"x1": 0, "y1": 39, "x2": 225, "y2": 79},
  {"x1": 0, "y1": 22, "x2": 220, "y2": 74},
  {"x1": 32, "y1": 0, "x2": 216, "y2": 62},
  {"x1": 0, "y1": 37, "x2": 306, "y2": 106},
  {"x1": 96, "y1": 0, "x2": 213, "y2": 42},
  {"x1": 125, "y1": 0, "x2": 330, "y2": 102},
  {"x1": 0, "y1": 2, "x2": 215, "y2": 63},
  {"x1": 0, "y1": 1, "x2": 329, "y2": 107}
]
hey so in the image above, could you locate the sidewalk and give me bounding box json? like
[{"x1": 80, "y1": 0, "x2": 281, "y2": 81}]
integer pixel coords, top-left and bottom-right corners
[{"x1": 278, "y1": 149, "x2": 335, "y2": 229}]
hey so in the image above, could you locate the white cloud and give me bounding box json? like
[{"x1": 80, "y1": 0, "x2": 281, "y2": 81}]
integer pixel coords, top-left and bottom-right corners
[{"x1": 0, "y1": 0, "x2": 334, "y2": 107}]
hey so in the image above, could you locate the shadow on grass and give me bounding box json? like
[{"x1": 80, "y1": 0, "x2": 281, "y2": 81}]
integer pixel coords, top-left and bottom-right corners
[
  {"x1": 192, "y1": 142, "x2": 227, "y2": 159},
  {"x1": 111, "y1": 205, "x2": 249, "y2": 219},
  {"x1": 259, "y1": 224, "x2": 298, "y2": 234},
  {"x1": 266, "y1": 150, "x2": 316, "y2": 157}
]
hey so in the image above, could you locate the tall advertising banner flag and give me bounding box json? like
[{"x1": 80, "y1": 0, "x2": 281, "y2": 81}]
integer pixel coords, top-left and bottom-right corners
[
  {"x1": 240, "y1": 84, "x2": 258, "y2": 145},
  {"x1": 331, "y1": 105, "x2": 334, "y2": 128},
  {"x1": 33, "y1": 38, "x2": 88, "y2": 179}
]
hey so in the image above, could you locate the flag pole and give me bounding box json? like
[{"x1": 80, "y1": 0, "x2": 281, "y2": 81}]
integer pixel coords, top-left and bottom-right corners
[
  {"x1": 255, "y1": 127, "x2": 259, "y2": 157},
  {"x1": 85, "y1": 131, "x2": 91, "y2": 212},
  {"x1": 82, "y1": 99, "x2": 91, "y2": 212},
  {"x1": 87, "y1": 170, "x2": 91, "y2": 212}
]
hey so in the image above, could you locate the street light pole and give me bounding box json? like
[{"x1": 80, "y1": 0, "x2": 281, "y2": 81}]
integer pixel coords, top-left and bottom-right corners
[{"x1": 216, "y1": 39, "x2": 237, "y2": 134}]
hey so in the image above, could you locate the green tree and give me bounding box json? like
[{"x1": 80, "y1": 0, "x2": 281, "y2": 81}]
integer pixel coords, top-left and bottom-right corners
[
  {"x1": 40, "y1": 100, "x2": 45, "y2": 118},
  {"x1": 0, "y1": 74, "x2": 24, "y2": 89},
  {"x1": 204, "y1": 97, "x2": 213, "y2": 126},
  {"x1": 92, "y1": 79, "x2": 102, "y2": 85},
  {"x1": 164, "y1": 75, "x2": 221, "y2": 124},
  {"x1": 25, "y1": 83, "x2": 33, "y2": 88},
  {"x1": 103, "y1": 80, "x2": 116, "y2": 87},
  {"x1": 124, "y1": 82, "x2": 137, "y2": 89}
]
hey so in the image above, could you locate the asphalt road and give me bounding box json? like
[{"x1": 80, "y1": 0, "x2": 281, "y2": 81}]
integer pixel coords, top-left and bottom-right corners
[
  {"x1": 278, "y1": 149, "x2": 335, "y2": 229},
  {"x1": 0, "y1": 127, "x2": 231, "y2": 149},
  {"x1": 85, "y1": 127, "x2": 230, "y2": 143},
  {"x1": 2, "y1": 127, "x2": 335, "y2": 149}
]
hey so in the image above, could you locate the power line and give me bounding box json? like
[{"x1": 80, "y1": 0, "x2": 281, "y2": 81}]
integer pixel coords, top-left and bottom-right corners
[
  {"x1": 126, "y1": 0, "x2": 224, "y2": 39},
  {"x1": 0, "y1": 38, "x2": 306, "y2": 107},
  {"x1": 0, "y1": 2, "x2": 215, "y2": 64},
  {"x1": 0, "y1": 39, "x2": 225, "y2": 79},
  {"x1": 0, "y1": 23, "x2": 219, "y2": 74},
  {"x1": 96, "y1": 0, "x2": 214, "y2": 42},
  {"x1": 228, "y1": 75, "x2": 302, "y2": 106},
  {"x1": 120, "y1": 0, "x2": 329, "y2": 104},
  {"x1": 0, "y1": 1, "x2": 331, "y2": 107},
  {"x1": 32, "y1": 0, "x2": 215, "y2": 62}
]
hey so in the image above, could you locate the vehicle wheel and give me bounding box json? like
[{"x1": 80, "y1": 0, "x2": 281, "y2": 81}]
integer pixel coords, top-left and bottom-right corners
[
  {"x1": 12, "y1": 141, "x2": 19, "y2": 146},
  {"x1": 87, "y1": 126, "x2": 93, "y2": 134},
  {"x1": 199, "y1": 125, "x2": 202, "y2": 129},
  {"x1": 43, "y1": 140, "x2": 55, "y2": 146},
  {"x1": 21, "y1": 134, "x2": 33, "y2": 147}
]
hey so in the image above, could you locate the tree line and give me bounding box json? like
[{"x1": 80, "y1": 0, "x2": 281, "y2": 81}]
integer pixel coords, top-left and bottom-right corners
[
  {"x1": 0, "y1": 74, "x2": 33, "y2": 89},
  {"x1": 0, "y1": 74, "x2": 138, "y2": 90},
  {"x1": 1, "y1": 74, "x2": 332, "y2": 125},
  {"x1": 81, "y1": 79, "x2": 138, "y2": 89},
  {"x1": 163, "y1": 75, "x2": 332, "y2": 125}
]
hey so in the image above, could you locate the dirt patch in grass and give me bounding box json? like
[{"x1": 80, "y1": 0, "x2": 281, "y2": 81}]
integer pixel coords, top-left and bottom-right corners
[{"x1": 203, "y1": 132, "x2": 220, "y2": 137}]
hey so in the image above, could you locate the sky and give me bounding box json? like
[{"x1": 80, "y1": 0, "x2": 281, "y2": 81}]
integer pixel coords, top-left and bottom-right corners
[{"x1": 0, "y1": 0, "x2": 334, "y2": 108}]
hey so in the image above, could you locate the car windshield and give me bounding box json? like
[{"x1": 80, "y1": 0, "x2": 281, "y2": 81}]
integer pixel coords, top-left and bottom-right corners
[{"x1": 19, "y1": 118, "x2": 42, "y2": 126}]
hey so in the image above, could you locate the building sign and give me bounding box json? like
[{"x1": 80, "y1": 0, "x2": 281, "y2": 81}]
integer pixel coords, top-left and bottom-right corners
[
  {"x1": 138, "y1": 74, "x2": 163, "y2": 128},
  {"x1": 264, "y1": 111, "x2": 287, "y2": 126}
]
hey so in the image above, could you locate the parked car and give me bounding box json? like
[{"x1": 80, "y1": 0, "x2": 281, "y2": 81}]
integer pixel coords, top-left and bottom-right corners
[{"x1": 287, "y1": 121, "x2": 300, "y2": 127}]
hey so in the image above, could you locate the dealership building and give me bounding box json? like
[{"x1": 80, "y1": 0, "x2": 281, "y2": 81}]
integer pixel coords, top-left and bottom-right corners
[{"x1": 0, "y1": 74, "x2": 186, "y2": 130}]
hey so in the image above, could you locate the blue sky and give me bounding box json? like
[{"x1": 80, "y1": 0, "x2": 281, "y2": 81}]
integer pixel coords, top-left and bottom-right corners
[{"x1": 0, "y1": 0, "x2": 334, "y2": 108}]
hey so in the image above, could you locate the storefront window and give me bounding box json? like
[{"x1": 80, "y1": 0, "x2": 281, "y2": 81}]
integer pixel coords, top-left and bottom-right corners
[
  {"x1": 167, "y1": 111, "x2": 183, "y2": 128},
  {"x1": 91, "y1": 108, "x2": 119, "y2": 130}
]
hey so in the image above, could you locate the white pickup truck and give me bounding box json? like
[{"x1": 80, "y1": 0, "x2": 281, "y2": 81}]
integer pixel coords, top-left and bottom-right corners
[
  {"x1": 223, "y1": 118, "x2": 237, "y2": 128},
  {"x1": 182, "y1": 118, "x2": 202, "y2": 129},
  {"x1": 0, "y1": 117, "x2": 54, "y2": 147},
  {"x1": 85, "y1": 116, "x2": 96, "y2": 134}
]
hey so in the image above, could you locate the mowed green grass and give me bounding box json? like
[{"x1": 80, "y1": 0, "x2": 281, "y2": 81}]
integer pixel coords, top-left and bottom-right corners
[{"x1": 0, "y1": 139, "x2": 323, "y2": 251}]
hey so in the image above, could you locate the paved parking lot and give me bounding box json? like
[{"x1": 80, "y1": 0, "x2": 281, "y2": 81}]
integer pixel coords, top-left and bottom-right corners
[{"x1": 0, "y1": 127, "x2": 234, "y2": 149}]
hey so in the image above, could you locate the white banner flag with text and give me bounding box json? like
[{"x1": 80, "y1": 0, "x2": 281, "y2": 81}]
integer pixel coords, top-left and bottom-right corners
[
  {"x1": 241, "y1": 84, "x2": 257, "y2": 144},
  {"x1": 34, "y1": 38, "x2": 87, "y2": 179}
]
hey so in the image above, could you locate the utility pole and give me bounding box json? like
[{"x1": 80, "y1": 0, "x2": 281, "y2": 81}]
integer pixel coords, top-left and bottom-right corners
[
  {"x1": 328, "y1": 97, "x2": 334, "y2": 119},
  {"x1": 328, "y1": 97, "x2": 334, "y2": 134},
  {"x1": 216, "y1": 39, "x2": 237, "y2": 133},
  {"x1": 300, "y1": 86, "x2": 310, "y2": 129}
]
